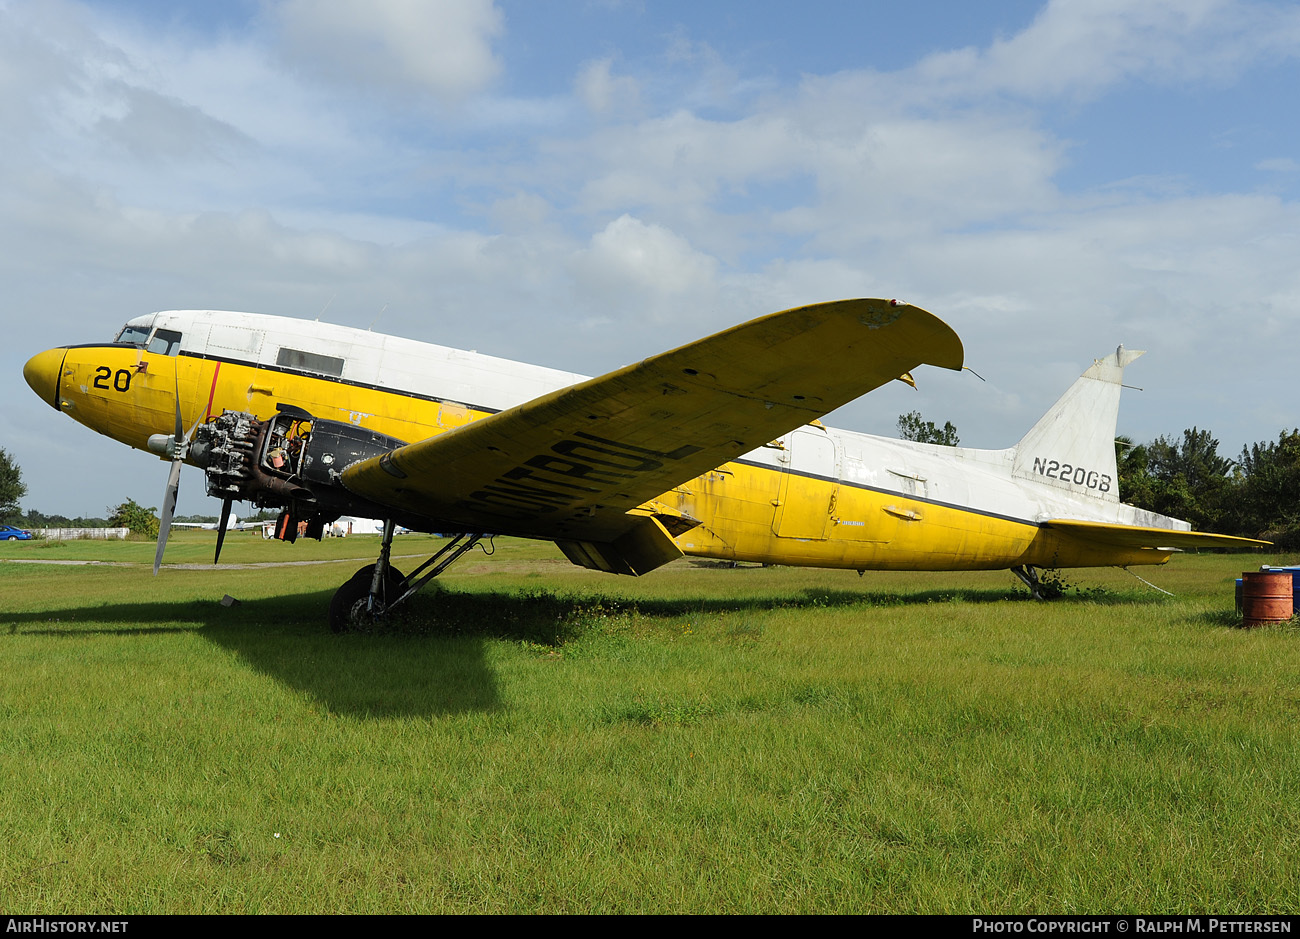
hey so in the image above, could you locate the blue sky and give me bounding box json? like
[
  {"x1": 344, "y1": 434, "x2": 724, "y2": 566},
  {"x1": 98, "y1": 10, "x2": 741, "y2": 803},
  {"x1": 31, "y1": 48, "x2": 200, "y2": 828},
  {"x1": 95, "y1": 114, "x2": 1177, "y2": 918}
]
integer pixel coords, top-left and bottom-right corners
[{"x1": 4, "y1": 0, "x2": 1300, "y2": 519}]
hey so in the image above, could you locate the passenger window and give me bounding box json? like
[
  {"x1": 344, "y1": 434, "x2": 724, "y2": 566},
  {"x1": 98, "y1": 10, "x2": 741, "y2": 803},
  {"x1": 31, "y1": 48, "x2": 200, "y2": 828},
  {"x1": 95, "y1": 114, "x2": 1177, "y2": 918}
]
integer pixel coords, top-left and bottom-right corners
[
  {"x1": 277, "y1": 347, "x2": 345, "y2": 377},
  {"x1": 148, "y1": 329, "x2": 183, "y2": 356}
]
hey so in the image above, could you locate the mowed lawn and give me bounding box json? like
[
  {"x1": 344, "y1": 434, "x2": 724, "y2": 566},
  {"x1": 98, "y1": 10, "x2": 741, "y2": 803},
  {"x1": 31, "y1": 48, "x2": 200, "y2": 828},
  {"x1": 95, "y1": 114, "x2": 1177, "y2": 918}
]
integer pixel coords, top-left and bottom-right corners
[{"x1": 2, "y1": 532, "x2": 1298, "y2": 913}]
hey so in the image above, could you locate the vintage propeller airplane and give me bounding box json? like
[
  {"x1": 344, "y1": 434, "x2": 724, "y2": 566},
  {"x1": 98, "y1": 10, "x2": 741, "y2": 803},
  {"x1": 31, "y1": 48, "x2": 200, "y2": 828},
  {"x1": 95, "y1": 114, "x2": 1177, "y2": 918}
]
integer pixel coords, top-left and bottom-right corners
[{"x1": 22, "y1": 298, "x2": 1261, "y2": 629}]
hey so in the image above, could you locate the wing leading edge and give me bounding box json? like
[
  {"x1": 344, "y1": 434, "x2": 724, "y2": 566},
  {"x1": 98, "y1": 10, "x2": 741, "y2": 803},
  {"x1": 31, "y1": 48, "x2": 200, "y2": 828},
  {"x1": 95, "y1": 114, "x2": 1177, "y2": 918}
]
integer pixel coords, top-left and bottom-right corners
[{"x1": 341, "y1": 298, "x2": 964, "y2": 572}]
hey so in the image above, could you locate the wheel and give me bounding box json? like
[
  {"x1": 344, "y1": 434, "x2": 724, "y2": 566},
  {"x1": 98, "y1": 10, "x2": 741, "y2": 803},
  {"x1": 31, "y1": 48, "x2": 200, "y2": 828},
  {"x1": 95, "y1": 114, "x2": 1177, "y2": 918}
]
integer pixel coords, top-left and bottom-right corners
[
  {"x1": 5, "y1": 536, "x2": 15, "y2": 541},
  {"x1": 328, "y1": 570, "x2": 370, "y2": 633},
  {"x1": 327, "y1": 564, "x2": 406, "y2": 633}
]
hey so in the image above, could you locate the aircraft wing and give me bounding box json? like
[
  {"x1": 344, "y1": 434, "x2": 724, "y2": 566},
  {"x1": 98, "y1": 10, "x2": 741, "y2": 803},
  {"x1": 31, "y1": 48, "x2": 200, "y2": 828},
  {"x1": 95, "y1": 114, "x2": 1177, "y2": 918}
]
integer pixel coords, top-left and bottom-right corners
[
  {"x1": 1043, "y1": 519, "x2": 1269, "y2": 551},
  {"x1": 341, "y1": 298, "x2": 963, "y2": 573}
]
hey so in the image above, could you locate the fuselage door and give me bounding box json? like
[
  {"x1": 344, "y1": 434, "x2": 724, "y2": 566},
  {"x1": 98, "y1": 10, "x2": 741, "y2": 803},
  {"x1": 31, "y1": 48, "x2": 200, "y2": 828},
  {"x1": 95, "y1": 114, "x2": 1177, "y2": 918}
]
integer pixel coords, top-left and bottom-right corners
[{"x1": 772, "y1": 427, "x2": 838, "y2": 540}]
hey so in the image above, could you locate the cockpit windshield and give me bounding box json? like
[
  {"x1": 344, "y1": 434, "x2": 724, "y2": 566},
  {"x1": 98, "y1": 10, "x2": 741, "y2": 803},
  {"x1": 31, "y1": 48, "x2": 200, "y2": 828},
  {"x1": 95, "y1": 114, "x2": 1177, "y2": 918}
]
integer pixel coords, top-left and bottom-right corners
[{"x1": 115, "y1": 324, "x2": 151, "y2": 345}]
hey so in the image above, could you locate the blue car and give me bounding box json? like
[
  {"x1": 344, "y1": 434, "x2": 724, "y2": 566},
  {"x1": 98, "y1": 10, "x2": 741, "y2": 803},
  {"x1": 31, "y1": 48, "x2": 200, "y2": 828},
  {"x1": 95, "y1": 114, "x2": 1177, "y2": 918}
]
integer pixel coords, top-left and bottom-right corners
[{"x1": 0, "y1": 525, "x2": 33, "y2": 541}]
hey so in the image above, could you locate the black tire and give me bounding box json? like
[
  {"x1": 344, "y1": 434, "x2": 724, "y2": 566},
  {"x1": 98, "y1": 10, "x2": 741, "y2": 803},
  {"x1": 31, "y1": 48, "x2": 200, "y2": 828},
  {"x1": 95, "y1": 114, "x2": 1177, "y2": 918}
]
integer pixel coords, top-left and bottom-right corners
[{"x1": 327, "y1": 564, "x2": 406, "y2": 633}]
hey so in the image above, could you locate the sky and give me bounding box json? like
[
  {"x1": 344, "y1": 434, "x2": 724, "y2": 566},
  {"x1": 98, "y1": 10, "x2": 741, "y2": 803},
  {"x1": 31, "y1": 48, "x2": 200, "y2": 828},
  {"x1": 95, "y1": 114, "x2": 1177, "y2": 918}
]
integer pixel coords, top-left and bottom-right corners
[{"x1": 4, "y1": 0, "x2": 1300, "y2": 519}]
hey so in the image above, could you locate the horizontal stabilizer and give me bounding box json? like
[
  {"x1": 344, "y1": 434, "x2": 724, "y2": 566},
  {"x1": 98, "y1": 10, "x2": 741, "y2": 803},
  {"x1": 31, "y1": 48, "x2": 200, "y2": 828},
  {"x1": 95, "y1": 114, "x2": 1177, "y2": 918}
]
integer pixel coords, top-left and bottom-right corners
[{"x1": 1044, "y1": 519, "x2": 1269, "y2": 551}]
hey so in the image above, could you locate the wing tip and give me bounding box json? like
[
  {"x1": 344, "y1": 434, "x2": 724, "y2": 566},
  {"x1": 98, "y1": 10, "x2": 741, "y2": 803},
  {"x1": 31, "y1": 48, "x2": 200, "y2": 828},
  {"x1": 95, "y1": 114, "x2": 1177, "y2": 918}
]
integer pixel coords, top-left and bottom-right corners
[{"x1": 793, "y1": 297, "x2": 965, "y2": 372}]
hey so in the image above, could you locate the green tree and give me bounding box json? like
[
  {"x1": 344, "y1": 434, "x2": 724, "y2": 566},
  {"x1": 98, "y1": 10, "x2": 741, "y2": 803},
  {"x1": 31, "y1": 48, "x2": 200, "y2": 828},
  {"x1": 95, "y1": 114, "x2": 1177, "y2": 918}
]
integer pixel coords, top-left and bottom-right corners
[
  {"x1": 20, "y1": 509, "x2": 110, "y2": 528},
  {"x1": 897, "y1": 411, "x2": 959, "y2": 446},
  {"x1": 0, "y1": 447, "x2": 26, "y2": 521},
  {"x1": 1114, "y1": 435, "x2": 1155, "y2": 506},
  {"x1": 1121, "y1": 427, "x2": 1236, "y2": 532},
  {"x1": 1236, "y1": 429, "x2": 1300, "y2": 547},
  {"x1": 109, "y1": 499, "x2": 160, "y2": 538},
  {"x1": 1147, "y1": 427, "x2": 1235, "y2": 493}
]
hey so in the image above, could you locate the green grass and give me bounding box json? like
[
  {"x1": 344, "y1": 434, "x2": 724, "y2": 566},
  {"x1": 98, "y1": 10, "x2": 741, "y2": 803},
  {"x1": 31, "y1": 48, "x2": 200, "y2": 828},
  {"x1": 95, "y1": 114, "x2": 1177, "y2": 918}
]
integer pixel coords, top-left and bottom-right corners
[{"x1": 2, "y1": 535, "x2": 1299, "y2": 913}]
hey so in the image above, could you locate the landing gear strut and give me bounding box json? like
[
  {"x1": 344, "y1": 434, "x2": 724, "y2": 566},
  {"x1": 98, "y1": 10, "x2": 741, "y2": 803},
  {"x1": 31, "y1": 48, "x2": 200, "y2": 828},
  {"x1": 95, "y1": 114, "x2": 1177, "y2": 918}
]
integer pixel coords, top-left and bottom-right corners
[
  {"x1": 328, "y1": 522, "x2": 488, "y2": 632},
  {"x1": 1010, "y1": 564, "x2": 1046, "y2": 601}
]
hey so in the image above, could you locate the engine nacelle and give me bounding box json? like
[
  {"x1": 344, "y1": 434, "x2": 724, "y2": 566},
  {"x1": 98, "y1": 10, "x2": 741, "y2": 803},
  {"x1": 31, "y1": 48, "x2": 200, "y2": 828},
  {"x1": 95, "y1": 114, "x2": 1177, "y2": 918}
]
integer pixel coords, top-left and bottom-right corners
[
  {"x1": 193, "y1": 408, "x2": 407, "y2": 516},
  {"x1": 297, "y1": 420, "x2": 409, "y2": 491}
]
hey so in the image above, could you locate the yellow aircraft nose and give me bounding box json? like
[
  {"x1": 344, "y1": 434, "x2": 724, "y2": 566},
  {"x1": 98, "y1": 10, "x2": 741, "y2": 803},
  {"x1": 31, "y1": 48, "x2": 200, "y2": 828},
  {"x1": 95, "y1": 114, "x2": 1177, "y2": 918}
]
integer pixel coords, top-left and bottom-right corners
[{"x1": 23, "y1": 348, "x2": 67, "y2": 411}]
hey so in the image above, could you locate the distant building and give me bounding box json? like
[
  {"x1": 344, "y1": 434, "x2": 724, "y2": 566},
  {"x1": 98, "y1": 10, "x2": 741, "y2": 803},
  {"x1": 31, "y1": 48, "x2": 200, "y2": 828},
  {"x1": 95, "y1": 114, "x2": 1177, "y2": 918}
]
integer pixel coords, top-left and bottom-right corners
[
  {"x1": 36, "y1": 528, "x2": 129, "y2": 540},
  {"x1": 331, "y1": 516, "x2": 385, "y2": 537}
]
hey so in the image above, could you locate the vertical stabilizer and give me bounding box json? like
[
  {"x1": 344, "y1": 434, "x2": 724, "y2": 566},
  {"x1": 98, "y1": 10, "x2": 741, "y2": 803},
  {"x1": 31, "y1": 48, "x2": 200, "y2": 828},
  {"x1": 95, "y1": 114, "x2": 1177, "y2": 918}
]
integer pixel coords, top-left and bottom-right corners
[{"x1": 1011, "y1": 346, "x2": 1144, "y2": 502}]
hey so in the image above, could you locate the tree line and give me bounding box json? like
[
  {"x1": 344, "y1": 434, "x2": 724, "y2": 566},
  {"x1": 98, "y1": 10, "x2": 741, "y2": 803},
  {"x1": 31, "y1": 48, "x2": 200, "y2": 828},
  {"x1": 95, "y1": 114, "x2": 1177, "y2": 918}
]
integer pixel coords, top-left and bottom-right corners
[
  {"x1": 901, "y1": 415, "x2": 1299, "y2": 547},
  {"x1": 1117, "y1": 428, "x2": 1300, "y2": 548}
]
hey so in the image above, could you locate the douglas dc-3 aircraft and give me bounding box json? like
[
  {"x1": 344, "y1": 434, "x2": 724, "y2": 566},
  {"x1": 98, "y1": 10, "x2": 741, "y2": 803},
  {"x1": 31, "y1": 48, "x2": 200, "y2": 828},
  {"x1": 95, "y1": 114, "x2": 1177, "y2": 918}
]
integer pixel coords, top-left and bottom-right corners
[{"x1": 22, "y1": 299, "x2": 1262, "y2": 629}]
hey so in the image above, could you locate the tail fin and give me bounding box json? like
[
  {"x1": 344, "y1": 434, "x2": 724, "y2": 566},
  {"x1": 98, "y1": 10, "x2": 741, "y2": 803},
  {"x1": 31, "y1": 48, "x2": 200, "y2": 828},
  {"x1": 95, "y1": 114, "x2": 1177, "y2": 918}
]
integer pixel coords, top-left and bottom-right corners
[{"x1": 1011, "y1": 346, "x2": 1144, "y2": 503}]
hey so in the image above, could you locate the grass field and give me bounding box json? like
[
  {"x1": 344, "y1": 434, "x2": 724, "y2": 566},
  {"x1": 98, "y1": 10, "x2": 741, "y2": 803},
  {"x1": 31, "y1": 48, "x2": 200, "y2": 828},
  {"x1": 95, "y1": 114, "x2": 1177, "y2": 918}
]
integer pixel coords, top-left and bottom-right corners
[{"x1": 2, "y1": 532, "x2": 1299, "y2": 913}]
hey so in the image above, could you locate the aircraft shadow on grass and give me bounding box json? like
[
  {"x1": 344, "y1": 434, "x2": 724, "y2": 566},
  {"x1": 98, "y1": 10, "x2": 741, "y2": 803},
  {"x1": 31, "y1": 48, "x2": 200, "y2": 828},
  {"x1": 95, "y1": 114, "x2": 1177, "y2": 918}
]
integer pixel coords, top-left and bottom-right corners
[
  {"x1": 5, "y1": 590, "x2": 508, "y2": 719},
  {"x1": 5, "y1": 576, "x2": 1161, "y2": 719}
]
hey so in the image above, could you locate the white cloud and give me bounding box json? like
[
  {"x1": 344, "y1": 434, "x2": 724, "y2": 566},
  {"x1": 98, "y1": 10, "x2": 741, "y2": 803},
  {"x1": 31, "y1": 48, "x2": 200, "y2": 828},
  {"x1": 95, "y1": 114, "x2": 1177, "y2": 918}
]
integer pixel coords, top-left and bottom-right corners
[
  {"x1": 575, "y1": 57, "x2": 641, "y2": 117},
  {"x1": 577, "y1": 214, "x2": 716, "y2": 290},
  {"x1": 570, "y1": 214, "x2": 720, "y2": 323},
  {"x1": 274, "y1": 0, "x2": 503, "y2": 103},
  {"x1": 543, "y1": 94, "x2": 1061, "y2": 267},
  {"x1": 487, "y1": 191, "x2": 553, "y2": 232},
  {"x1": 912, "y1": 0, "x2": 1300, "y2": 103},
  {"x1": 92, "y1": 83, "x2": 251, "y2": 162}
]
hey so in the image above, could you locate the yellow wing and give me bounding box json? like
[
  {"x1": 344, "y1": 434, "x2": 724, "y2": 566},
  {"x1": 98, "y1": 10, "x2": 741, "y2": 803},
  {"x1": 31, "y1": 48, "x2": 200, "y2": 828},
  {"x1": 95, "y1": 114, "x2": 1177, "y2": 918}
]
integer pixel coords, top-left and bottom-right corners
[
  {"x1": 1044, "y1": 519, "x2": 1269, "y2": 551},
  {"x1": 342, "y1": 298, "x2": 963, "y2": 573}
]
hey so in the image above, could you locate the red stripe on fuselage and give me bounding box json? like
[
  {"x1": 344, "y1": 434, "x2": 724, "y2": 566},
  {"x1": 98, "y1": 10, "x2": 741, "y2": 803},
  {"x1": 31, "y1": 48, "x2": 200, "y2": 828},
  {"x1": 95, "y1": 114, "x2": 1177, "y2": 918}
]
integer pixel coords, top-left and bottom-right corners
[{"x1": 204, "y1": 361, "x2": 222, "y2": 421}]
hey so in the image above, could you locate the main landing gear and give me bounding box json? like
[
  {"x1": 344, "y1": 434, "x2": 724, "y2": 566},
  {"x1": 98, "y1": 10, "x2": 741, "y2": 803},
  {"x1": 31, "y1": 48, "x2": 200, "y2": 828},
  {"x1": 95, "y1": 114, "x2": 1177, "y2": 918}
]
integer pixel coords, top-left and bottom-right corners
[
  {"x1": 1010, "y1": 564, "x2": 1047, "y2": 601},
  {"x1": 328, "y1": 521, "x2": 488, "y2": 633}
]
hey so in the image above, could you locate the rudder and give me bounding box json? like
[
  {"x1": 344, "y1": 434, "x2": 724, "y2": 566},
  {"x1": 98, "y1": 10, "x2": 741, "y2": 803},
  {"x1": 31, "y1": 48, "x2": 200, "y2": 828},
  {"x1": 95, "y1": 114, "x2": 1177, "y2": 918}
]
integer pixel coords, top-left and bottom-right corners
[{"x1": 1011, "y1": 346, "x2": 1144, "y2": 502}]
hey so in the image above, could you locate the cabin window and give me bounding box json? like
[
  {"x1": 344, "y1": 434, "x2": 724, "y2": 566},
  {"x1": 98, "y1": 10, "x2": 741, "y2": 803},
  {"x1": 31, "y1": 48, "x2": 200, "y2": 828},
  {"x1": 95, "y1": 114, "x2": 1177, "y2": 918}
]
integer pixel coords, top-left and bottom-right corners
[
  {"x1": 115, "y1": 324, "x2": 151, "y2": 345},
  {"x1": 147, "y1": 329, "x2": 183, "y2": 356},
  {"x1": 277, "y1": 347, "x2": 345, "y2": 377}
]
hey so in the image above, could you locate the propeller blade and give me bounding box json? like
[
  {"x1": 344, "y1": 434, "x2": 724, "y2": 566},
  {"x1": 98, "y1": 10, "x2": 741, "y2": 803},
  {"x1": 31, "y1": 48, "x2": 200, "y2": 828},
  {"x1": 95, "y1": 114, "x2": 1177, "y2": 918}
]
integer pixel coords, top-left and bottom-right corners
[
  {"x1": 153, "y1": 457, "x2": 182, "y2": 576},
  {"x1": 214, "y1": 496, "x2": 233, "y2": 564},
  {"x1": 154, "y1": 357, "x2": 209, "y2": 574},
  {"x1": 171, "y1": 356, "x2": 204, "y2": 449},
  {"x1": 172, "y1": 363, "x2": 184, "y2": 443}
]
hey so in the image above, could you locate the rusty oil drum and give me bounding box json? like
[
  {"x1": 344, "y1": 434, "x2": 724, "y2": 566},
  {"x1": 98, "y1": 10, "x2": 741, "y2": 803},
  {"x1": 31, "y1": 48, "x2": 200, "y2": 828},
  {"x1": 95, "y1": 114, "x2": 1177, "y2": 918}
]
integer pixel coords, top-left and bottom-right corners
[{"x1": 1241, "y1": 571, "x2": 1294, "y2": 627}]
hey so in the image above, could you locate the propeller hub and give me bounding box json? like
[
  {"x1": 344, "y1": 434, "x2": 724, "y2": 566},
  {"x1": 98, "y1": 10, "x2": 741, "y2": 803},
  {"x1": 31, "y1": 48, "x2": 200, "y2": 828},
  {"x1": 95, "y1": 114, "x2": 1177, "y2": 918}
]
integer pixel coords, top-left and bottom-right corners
[{"x1": 146, "y1": 433, "x2": 188, "y2": 459}]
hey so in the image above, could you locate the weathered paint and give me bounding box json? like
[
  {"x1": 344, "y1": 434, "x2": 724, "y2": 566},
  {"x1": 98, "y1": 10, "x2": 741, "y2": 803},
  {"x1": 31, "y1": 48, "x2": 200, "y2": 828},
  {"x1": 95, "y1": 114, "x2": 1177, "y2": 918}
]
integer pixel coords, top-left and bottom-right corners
[
  {"x1": 24, "y1": 307, "x2": 1258, "y2": 576},
  {"x1": 669, "y1": 456, "x2": 1168, "y2": 571}
]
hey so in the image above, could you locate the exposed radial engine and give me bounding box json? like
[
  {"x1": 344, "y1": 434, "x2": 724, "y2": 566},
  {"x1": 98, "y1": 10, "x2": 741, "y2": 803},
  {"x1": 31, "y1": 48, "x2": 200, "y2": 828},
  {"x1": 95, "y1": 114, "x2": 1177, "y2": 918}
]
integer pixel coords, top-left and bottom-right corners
[{"x1": 191, "y1": 406, "x2": 409, "y2": 540}]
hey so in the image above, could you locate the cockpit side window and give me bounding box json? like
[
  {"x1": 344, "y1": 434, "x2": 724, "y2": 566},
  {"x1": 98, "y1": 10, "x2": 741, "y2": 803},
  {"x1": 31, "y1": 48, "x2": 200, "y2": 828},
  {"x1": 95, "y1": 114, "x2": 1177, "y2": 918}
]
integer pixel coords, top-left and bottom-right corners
[
  {"x1": 148, "y1": 328, "x2": 183, "y2": 356},
  {"x1": 115, "y1": 324, "x2": 152, "y2": 345}
]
